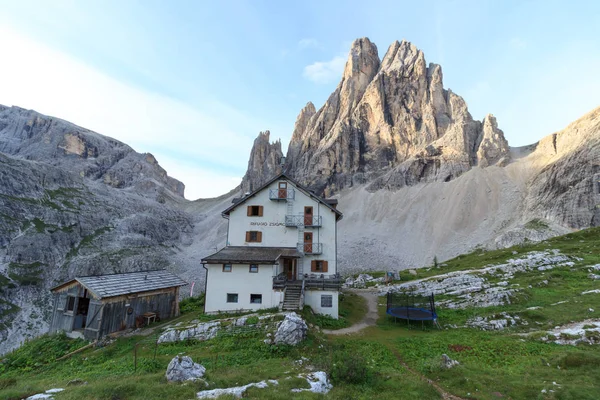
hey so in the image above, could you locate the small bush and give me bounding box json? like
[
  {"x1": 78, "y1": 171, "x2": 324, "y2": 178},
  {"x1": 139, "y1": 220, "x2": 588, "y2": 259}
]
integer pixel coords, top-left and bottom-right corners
[
  {"x1": 245, "y1": 316, "x2": 259, "y2": 325},
  {"x1": 0, "y1": 377, "x2": 17, "y2": 389},
  {"x1": 557, "y1": 352, "x2": 600, "y2": 368},
  {"x1": 330, "y1": 352, "x2": 373, "y2": 385},
  {"x1": 179, "y1": 294, "x2": 205, "y2": 314}
]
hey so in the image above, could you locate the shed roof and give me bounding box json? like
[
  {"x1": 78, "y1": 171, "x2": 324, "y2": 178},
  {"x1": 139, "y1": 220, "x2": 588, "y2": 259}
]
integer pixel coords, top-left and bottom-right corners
[
  {"x1": 51, "y1": 270, "x2": 188, "y2": 299},
  {"x1": 202, "y1": 246, "x2": 302, "y2": 264}
]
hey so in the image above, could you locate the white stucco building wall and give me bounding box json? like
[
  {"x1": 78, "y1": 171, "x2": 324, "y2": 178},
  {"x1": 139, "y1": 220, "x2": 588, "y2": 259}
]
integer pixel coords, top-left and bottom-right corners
[
  {"x1": 202, "y1": 175, "x2": 342, "y2": 317},
  {"x1": 204, "y1": 263, "x2": 283, "y2": 313}
]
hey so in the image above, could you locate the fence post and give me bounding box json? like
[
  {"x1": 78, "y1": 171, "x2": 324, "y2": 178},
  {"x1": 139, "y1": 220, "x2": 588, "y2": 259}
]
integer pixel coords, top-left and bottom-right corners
[{"x1": 134, "y1": 343, "x2": 138, "y2": 372}]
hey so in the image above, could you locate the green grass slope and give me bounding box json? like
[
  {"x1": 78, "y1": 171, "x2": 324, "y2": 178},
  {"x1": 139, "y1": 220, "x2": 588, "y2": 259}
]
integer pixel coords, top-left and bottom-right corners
[{"x1": 1, "y1": 227, "x2": 599, "y2": 400}]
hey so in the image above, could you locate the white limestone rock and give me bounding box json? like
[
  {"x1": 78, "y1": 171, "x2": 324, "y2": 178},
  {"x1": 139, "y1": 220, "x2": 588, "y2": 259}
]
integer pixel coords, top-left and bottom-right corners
[
  {"x1": 166, "y1": 356, "x2": 206, "y2": 382},
  {"x1": 441, "y1": 354, "x2": 459, "y2": 369},
  {"x1": 274, "y1": 312, "x2": 308, "y2": 346}
]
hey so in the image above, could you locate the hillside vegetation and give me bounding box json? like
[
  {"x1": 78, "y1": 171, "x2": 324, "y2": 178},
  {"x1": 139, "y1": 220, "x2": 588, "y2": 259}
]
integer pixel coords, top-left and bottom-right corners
[{"x1": 1, "y1": 227, "x2": 600, "y2": 399}]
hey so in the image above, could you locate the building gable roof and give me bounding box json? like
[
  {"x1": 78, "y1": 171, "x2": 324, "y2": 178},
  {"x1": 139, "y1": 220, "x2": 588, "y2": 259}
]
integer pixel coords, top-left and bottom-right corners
[
  {"x1": 51, "y1": 270, "x2": 188, "y2": 299},
  {"x1": 222, "y1": 173, "x2": 343, "y2": 220}
]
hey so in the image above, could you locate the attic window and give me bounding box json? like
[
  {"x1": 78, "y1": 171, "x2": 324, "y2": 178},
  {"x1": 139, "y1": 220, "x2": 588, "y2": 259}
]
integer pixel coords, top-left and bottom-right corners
[
  {"x1": 223, "y1": 264, "x2": 232, "y2": 272},
  {"x1": 247, "y1": 205, "x2": 263, "y2": 217},
  {"x1": 249, "y1": 264, "x2": 259, "y2": 273}
]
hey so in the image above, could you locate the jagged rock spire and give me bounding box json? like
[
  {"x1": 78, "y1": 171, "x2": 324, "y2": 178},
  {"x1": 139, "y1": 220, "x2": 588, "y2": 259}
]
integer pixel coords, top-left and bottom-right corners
[
  {"x1": 241, "y1": 131, "x2": 283, "y2": 193},
  {"x1": 245, "y1": 38, "x2": 511, "y2": 196}
]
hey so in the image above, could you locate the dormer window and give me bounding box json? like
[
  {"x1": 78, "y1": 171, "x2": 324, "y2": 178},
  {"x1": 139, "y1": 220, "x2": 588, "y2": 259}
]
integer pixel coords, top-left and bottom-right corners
[{"x1": 247, "y1": 205, "x2": 263, "y2": 216}]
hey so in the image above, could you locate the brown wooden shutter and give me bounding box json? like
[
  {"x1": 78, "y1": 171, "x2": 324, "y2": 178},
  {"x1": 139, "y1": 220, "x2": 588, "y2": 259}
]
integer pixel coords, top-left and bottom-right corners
[
  {"x1": 322, "y1": 261, "x2": 328, "y2": 273},
  {"x1": 311, "y1": 260, "x2": 317, "y2": 272},
  {"x1": 258, "y1": 206, "x2": 263, "y2": 216},
  {"x1": 247, "y1": 206, "x2": 252, "y2": 216},
  {"x1": 257, "y1": 231, "x2": 262, "y2": 242},
  {"x1": 245, "y1": 231, "x2": 251, "y2": 242}
]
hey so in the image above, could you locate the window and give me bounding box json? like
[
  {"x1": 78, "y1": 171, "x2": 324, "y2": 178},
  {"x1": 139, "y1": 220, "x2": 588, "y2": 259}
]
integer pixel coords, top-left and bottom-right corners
[
  {"x1": 250, "y1": 294, "x2": 262, "y2": 304},
  {"x1": 247, "y1": 205, "x2": 263, "y2": 217},
  {"x1": 246, "y1": 231, "x2": 262, "y2": 242},
  {"x1": 311, "y1": 260, "x2": 328, "y2": 273},
  {"x1": 66, "y1": 296, "x2": 76, "y2": 312},
  {"x1": 321, "y1": 295, "x2": 333, "y2": 308},
  {"x1": 249, "y1": 264, "x2": 259, "y2": 273},
  {"x1": 227, "y1": 293, "x2": 238, "y2": 303},
  {"x1": 222, "y1": 264, "x2": 232, "y2": 272}
]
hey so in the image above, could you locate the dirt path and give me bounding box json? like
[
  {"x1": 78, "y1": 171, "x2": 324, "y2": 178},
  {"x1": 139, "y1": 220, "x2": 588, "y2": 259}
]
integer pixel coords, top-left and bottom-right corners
[
  {"x1": 389, "y1": 348, "x2": 466, "y2": 400},
  {"x1": 323, "y1": 289, "x2": 379, "y2": 335}
]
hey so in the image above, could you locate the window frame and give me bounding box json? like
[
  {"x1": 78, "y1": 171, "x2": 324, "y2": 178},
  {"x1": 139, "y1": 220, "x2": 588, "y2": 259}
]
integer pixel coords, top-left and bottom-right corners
[
  {"x1": 226, "y1": 293, "x2": 238, "y2": 303},
  {"x1": 246, "y1": 231, "x2": 262, "y2": 242},
  {"x1": 249, "y1": 264, "x2": 259, "y2": 273},
  {"x1": 222, "y1": 264, "x2": 232, "y2": 272},
  {"x1": 250, "y1": 294, "x2": 262, "y2": 304},
  {"x1": 65, "y1": 296, "x2": 76, "y2": 313},
  {"x1": 321, "y1": 294, "x2": 333, "y2": 308},
  {"x1": 247, "y1": 205, "x2": 263, "y2": 217}
]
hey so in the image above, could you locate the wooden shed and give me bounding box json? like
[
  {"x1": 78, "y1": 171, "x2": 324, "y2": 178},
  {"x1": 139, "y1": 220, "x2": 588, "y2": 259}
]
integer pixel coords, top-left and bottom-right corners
[{"x1": 49, "y1": 270, "x2": 187, "y2": 341}]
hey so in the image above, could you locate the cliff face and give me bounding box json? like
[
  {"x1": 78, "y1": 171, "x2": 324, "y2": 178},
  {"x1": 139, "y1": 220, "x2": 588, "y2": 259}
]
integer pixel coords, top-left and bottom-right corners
[
  {"x1": 277, "y1": 38, "x2": 511, "y2": 196},
  {"x1": 0, "y1": 106, "x2": 185, "y2": 199}
]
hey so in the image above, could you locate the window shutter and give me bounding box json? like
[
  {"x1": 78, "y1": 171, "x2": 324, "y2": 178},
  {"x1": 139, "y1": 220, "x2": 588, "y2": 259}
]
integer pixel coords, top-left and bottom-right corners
[
  {"x1": 257, "y1": 231, "x2": 262, "y2": 242},
  {"x1": 258, "y1": 206, "x2": 263, "y2": 216},
  {"x1": 245, "y1": 231, "x2": 250, "y2": 242},
  {"x1": 247, "y1": 206, "x2": 252, "y2": 216},
  {"x1": 322, "y1": 261, "x2": 329, "y2": 273},
  {"x1": 311, "y1": 260, "x2": 317, "y2": 272}
]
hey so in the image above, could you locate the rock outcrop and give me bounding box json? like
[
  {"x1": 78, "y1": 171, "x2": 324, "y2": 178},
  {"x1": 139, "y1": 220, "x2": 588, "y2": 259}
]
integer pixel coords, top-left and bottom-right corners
[
  {"x1": 165, "y1": 356, "x2": 206, "y2": 382},
  {"x1": 254, "y1": 38, "x2": 510, "y2": 196},
  {"x1": 0, "y1": 106, "x2": 185, "y2": 199}
]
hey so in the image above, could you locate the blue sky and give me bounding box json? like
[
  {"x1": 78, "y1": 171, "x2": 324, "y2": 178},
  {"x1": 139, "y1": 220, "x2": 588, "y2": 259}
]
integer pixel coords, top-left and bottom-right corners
[{"x1": 0, "y1": 0, "x2": 599, "y2": 199}]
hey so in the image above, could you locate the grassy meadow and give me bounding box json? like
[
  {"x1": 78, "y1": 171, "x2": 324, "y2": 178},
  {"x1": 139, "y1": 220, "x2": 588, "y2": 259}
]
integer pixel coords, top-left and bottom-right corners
[{"x1": 1, "y1": 227, "x2": 600, "y2": 399}]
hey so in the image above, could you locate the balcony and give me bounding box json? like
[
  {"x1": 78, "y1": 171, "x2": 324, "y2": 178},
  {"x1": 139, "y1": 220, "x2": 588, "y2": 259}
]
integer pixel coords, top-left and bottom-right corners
[
  {"x1": 269, "y1": 188, "x2": 295, "y2": 201},
  {"x1": 285, "y1": 215, "x2": 322, "y2": 227},
  {"x1": 298, "y1": 242, "x2": 323, "y2": 255},
  {"x1": 273, "y1": 273, "x2": 342, "y2": 290}
]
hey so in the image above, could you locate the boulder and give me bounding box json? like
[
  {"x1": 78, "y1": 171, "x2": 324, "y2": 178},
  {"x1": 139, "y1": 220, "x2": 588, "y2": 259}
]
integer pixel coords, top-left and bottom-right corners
[
  {"x1": 274, "y1": 312, "x2": 308, "y2": 345},
  {"x1": 165, "y1": 356, "x2": 206, "y2": 382},
  {"x1": 441, "y1": 354, "x2": 459, "y2": 369}
]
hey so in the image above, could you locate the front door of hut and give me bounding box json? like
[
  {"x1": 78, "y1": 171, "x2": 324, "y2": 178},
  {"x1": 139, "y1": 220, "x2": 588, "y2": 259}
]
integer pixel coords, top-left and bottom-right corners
[{"x1": 283, "y1": 258, "x2": 296, "y2": 280}]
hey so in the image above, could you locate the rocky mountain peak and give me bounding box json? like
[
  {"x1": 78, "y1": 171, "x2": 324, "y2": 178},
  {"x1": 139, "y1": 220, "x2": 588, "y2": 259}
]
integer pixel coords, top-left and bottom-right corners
[
  {"x1": 241, "y1": 130, "x2": 283, "y2": 193},
  {"x1": 243, "y1": 38, "x2": 512, "y2": 196}
]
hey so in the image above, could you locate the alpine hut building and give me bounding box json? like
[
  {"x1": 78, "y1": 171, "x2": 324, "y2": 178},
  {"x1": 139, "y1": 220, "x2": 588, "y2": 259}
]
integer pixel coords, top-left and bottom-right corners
[{"x1": 201, "y1": 173, "x2": 343, "y2": 318}]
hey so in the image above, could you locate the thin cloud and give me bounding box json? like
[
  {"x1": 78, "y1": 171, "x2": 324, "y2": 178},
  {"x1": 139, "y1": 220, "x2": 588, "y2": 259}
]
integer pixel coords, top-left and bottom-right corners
[
  {"x1": 303, "y1": 56, "x2": 346, "y2": 84},
  {"x1": 298, "y1": 38, "x2": 322, "y2": 50},
  {"x1": 0, "y1": 25, "x2": 254, "y2": 199},
  {"x1": 509, "y1": 37, "x2": 527, "y2": 49}
]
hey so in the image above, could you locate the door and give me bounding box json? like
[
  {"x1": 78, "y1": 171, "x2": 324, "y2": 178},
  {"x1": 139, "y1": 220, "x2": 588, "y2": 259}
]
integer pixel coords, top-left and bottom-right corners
[
  {"x1": 278, "y1": 181, "x2": 287, "y2": 199},
  {"x1": 304, "y1": 232, "x2": 313, "y2": 253},
  {"x1": 304, "y1": 206, "x2": 313, "y2": 226},
  {"x1": 284, "y1": 258, "x2": 295, "y2": 280}
]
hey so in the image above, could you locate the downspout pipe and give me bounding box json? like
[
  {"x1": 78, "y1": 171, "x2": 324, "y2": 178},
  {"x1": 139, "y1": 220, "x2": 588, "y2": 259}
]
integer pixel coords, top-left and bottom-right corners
[{"x1": 202, "y1": 262, "x2": 208, "y2": 314}]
